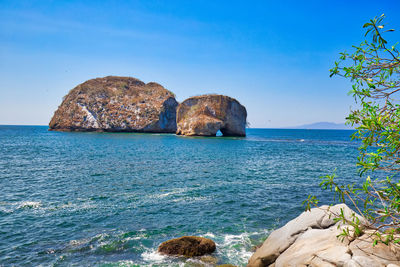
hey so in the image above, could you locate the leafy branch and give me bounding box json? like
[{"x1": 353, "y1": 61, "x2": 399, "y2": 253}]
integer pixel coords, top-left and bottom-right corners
[{"x1": 305, "y1": 14, "x2": 400, "y2": 245}]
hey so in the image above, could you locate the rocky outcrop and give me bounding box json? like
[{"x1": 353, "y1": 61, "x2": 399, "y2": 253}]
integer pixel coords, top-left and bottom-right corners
[
  {"x1": 248, "y1": 204, "x2": 400, "y2": 267},
  {"x1": 176, "y1": 94, "x2": 247, "y2": 137},
  {"x1": 49, "y1": 76, "x2": 178, "y2": 132},
  {"x1": 158, "y1": 236, "x2": 216, "y2": 257}
]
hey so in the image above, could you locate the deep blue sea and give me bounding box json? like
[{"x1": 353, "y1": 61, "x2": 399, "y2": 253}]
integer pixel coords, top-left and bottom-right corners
[{"x1": 0, "y1": 126, "x2": 361, "y2": 266}]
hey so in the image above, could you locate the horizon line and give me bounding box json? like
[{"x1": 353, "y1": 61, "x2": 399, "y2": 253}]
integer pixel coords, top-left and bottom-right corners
[{"x1": 0, "y1": 124, "x2": 355, "y2": 130}]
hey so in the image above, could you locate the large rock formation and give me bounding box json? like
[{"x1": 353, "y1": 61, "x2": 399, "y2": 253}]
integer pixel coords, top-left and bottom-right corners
[
  {"x1": 248, "y1": 204, "x2": 400, "y2": 267},
  {"x1": 49, "y1": 76, "x2": 178, "y2": 132},
  {"x1": 176, "y1": 94, "x2": 247, "y2": 137},
  {"x1": 158, "y1": 236, "x2": 216, "y2": 257}
]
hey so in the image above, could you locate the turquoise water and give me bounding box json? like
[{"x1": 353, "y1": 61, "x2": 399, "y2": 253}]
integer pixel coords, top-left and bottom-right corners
[{"x1": 0, "y1": 126, "x2": 360, "y2": 266}]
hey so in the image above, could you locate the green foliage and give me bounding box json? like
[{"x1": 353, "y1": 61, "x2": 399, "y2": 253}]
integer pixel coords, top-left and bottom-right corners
[{"x1": 305, "y1": 14, "x2": 400, "y2": 245}]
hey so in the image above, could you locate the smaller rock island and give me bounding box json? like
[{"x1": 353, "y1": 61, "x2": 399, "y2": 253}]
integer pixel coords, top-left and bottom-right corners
[{"x1": 176, "y1": 94, "x2": 247, "y2": 137}]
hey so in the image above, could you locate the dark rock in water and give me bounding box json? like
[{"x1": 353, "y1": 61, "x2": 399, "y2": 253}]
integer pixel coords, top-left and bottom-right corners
[
  {"x1": 49, "y1": 76, "x2": 178, "y2": 132},
  {"x1": 176, "y1": 94, "x2": 247, "y2": 137},
  {"x1": 158, "y1": 236, "x2": 216, "y2": 257}
]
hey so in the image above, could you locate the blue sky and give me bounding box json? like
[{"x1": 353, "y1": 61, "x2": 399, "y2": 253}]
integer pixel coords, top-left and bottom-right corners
[{"x1": 1, "y1": 0, "x2": 400, "y2": 127}]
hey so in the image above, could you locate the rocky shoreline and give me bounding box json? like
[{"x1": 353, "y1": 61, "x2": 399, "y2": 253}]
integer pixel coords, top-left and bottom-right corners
[
  {"x1": 49, "y1": 76, "x2": 247, "y2": 137},
  {"x1": 247, "y1": 204, "x2": 400, "y2": 266},
  {"x1": 155, "y1": 204, "x2": 400, "y2": 266}
]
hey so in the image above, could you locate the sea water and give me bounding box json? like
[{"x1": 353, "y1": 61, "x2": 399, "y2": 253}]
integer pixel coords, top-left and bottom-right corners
[{"x1": 0, "y1": 126, "x2": 360, "y2": 266}]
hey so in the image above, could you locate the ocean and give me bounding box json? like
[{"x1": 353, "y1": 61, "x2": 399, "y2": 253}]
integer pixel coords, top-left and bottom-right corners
[{"x1": 0, "y1": 126, "x2": 360, "y2": 266}]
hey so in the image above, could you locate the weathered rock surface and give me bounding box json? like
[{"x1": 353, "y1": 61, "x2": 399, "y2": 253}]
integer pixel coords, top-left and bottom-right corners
[
  {"x1": 176, "y1": 94, "x2": 247, "y2": 137},
  {"x1": 158, "y1": 236, "x2": 216, "y2": 257},
  {"x1": 247, "y1": 204, "x2": 400, "y2": 267},
  {"x1": 49, "y1": 76, "x2": 178, "y2": 132}
]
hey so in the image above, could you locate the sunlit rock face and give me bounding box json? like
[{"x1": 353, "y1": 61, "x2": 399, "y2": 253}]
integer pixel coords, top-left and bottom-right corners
[
  {"x1": 176, "y1": 94, "x2": 247, "y2": 137},
  {"x1": 247, "y1": 204, "x2": 400, "y2": 267},
  {"x1": 49, "y1": 76, "x2": 178, "y2": 132}
]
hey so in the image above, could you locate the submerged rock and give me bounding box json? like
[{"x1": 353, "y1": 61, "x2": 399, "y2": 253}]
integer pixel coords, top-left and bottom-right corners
[
  {"x1": 176, "y1": 94, "x2": 247, "y2": 137},
  {"x1": 158, "y1": 236, "x2": 216, "y2": 257},
  {"x1": 49, "y1": 76, "x2": 178, "y2": 132},
  {"x1": 247, "y1": 204, "x2": 400, "y2": 267},
  {"x1": 200, "y1": 255, "x2": 218, "y2": 264}
]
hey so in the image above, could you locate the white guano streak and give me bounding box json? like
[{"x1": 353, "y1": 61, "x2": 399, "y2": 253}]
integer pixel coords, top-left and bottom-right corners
[{"x1": 77, "y1": 103, "x2": 99, "y2": 128}]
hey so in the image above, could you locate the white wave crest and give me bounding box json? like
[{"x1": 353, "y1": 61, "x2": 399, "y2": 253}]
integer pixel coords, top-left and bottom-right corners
[
  {"x1": 213, "y1": 229, "x2": 270, "y2": 266},
  {"x1": 17, "y1": 201, "x2": 41, "y2": 209},
  {"x1": 202, "y1": 232, "x2": 216, "y2": 238},
  {"x1": 141, "y1": 249, "x2": 166, "y2": 263}
]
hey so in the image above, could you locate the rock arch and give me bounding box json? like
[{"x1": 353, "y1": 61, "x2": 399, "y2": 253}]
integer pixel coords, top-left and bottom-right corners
[{"x1": 176, "y1": 94, "x2": 247, "y2": 137}]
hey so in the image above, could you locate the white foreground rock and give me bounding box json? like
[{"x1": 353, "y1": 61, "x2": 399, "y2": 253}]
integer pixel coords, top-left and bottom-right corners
[{"x1": 247, "y1": 204, "x2": 400, "y2": 267}]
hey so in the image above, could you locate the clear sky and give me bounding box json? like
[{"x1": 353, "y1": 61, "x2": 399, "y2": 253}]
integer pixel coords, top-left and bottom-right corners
[{"x1": 1, "y1": 0, "x2": 400, "y2": 128}]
